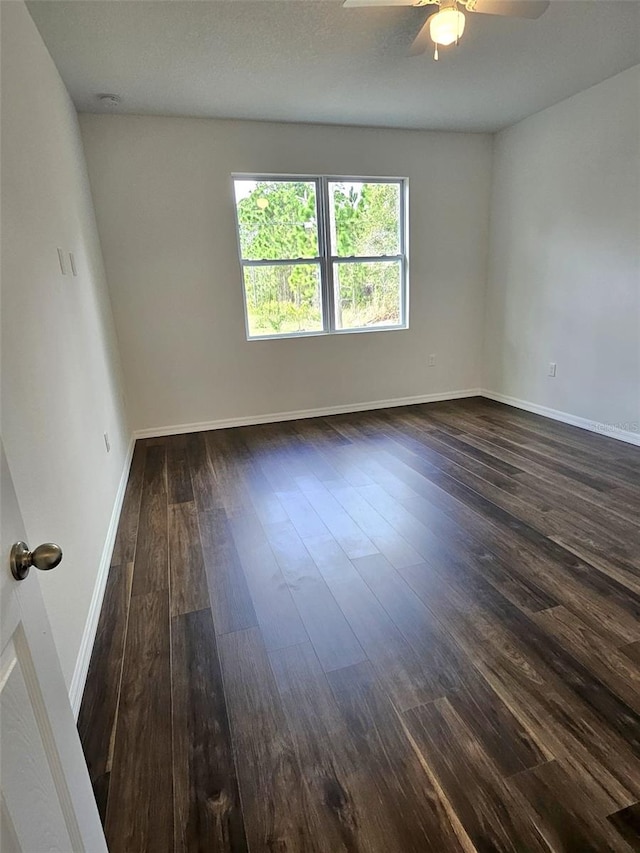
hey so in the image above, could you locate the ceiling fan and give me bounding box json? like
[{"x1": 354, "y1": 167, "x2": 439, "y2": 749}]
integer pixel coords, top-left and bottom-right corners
[{"x1": 343, "y1": 0, "x2": 550, "y2": 60}]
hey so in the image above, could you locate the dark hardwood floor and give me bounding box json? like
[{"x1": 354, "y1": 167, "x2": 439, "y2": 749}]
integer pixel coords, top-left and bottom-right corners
[{"x1": 78, "y1": 397, "x2": 640, "y2": 852}]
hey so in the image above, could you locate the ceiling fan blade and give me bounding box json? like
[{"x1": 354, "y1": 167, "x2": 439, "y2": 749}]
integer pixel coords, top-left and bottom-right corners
[
  {"x1": 343, "y1": 0, "x2": 418, "y2": 6},
  {"x1": 471, "y1": 0, "x2": 550, "y2": 19},
  {"x1": 408, "y1": 16, "x2": 433, "y2": 56}
]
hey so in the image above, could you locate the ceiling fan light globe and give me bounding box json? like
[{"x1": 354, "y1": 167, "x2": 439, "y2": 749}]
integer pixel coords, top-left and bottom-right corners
[{"x1": 429, "y1": 8, "x2": 465, "y2": 46}]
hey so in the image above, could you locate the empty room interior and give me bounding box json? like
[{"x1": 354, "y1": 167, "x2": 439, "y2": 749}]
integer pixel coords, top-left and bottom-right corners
[{"x1": 1, "y1": 0, "x2": 640, "y2": 850}]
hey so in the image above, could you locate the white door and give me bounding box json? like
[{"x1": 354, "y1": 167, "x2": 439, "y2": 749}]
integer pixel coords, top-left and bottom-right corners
[{"x1": 0, "y1": 441, "x2": 107, "y2": 852}]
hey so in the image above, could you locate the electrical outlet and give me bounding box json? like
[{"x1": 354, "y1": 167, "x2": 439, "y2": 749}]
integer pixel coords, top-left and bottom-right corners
[
  {"x1": 428, "y1": 354, "x2": 437, "y2": 367},
  {"x1": 548, "y1": 362, "x2": 557, "y2": 378},
  {"x1": 104, "y1": 432, "x2": 111, "y2": 453}
]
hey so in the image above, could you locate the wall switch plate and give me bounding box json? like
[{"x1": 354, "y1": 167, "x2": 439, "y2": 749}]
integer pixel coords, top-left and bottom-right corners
[
  {"x1": 57, "y1": 248, "x2": 67, "y2": 275},
  {"x1": 548, "y1": 362, "x2": 557, "y2": 378},
  {"x1": 428, "y1": 354, "x2": 437, "y2": 367},
  {"x1": 69, "y1": 252, "x2": 78, "y2": 276},
  {"x1": 103, "y1": 432, "x2": 111, "y2": 453}
]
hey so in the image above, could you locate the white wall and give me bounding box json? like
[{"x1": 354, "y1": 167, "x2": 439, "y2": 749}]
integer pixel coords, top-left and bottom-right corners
[
  {"x1": 1, "y1": 3, "x2": 130, "y2": 693},
  {"x1": 79, "y1": 115, "x2": 493, "y2": 432},
  {"x1": 484, "y1": 66, "x2": 640, "y2": 439}
]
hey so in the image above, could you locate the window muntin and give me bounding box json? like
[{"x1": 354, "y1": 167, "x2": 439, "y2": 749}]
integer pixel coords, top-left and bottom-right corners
[{"x1": 233, "y1": 175, "x2": 408, "y2": 339}]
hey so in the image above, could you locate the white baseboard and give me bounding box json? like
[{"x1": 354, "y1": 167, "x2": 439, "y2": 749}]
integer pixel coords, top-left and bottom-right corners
[
  {"x1": 69, "y1": 436, "x2": 136, "y2": 718},
  {"x1": 133, "y1": 388, "x2": 483, "y2": 439},
  {"x1": 481, "y1": 390, "x2": 640, "y2": 447}
]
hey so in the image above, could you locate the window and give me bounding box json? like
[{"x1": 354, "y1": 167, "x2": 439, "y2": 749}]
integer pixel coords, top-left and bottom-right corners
[{"x1": 233, "y1": 176, "x2": 408, "y2": 339}]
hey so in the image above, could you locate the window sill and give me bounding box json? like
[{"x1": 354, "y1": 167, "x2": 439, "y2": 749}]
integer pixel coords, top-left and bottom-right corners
[{"x1": 246, "y1": 324, "x2": 409, "y2": 342}]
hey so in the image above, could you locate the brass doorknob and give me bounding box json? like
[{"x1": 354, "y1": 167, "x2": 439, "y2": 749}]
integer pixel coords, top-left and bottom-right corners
[{"x1": 10, "y1": 541, "x2": 63, "y2": 581}]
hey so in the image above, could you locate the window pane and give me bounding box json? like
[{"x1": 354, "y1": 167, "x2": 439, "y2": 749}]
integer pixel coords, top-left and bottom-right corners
[
  {"x1": 329, "y1": 181, "x2": 401, "y2": 257},
  {"x1": 333, "y1": 261, "x2": 402, "y2": 330},
  {"x1": 243, "y1": 264, "x2": 323, "y2": 337},
  {"x1": 234, "y1": 180, "x2": 319, "y2": 260}
]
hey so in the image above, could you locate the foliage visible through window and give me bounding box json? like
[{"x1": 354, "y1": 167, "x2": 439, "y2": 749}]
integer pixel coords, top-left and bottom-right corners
[{"x1": 233, "y1": 176, "x2": 407, "y2": 338}]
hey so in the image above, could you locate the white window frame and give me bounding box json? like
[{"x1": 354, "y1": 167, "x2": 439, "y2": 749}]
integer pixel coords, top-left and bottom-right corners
[{"x1": 232, "y1": 173, "x2": 409, "y2": 340}]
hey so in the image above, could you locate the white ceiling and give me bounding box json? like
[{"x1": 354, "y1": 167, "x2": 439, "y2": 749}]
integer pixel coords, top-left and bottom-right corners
[{"x1": 28, "y1": 0, "x2": 640, "y2": 132}]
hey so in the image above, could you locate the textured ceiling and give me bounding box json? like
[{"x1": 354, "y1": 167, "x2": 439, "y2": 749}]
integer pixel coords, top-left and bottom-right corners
[{"x1": 28, "y1": 0, "x2": 640, "y2": 132}]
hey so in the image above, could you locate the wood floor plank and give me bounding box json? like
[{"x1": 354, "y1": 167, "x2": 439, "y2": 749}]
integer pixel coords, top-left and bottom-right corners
[
  {"x1": 239, "y1": 424, "x2": 303, "y2": 494},
  {"x1": 532, "y1": 605, "x2": 640, "y2": 713},
  {"x1": 423, "y1": 408, "x2": 640, "y2": 528},
  {"x1": 460, "y1": 403, "x2": 640, "y2": 518},
  {"x1": 186, "y1": 431, "x2": 223, "y2": 513},
  {"x1": 352, "y1": 553, "x2": 464, "y2": 700},
  {"x1": 365, "y1": 413, "x2": 640, "y2": 584},
  {"x1": 455, "y1": 394, "x2": 637, "y2": 459},
  {"x1": 302, "y1": 532, "x2": 362, "y2": 585},
  {"x1": 479, "y1": 407, "x2": 640, "y2": 481},
  {"x1": 328, "y1": 572, "x2": 445, "y2": 711},
  {"x1": 227, "y1": 512, "x2": 309, "y2": 650},
  {"x1": 398, "y1": 489, "x2": 558, "y2": 614},
  {"x1": 281, "y1": 420, "x2": 344, "y2": 482},
  {"x1": 303, "y1": 420, "x2": 375, "y2": 487},
  {"x1": 608, "y1": 803, "x2": 640, "y2": 851},
  {"x1": 454, "y1": 398, "x2": 640, "y2": 478},
  {"x1": 240, "y1": 456, "x2": 289, "y2": 526},
  {"x1": 204, "y1": 429, "x2": 253, "y2": 518},
  {"x1": 264, "y1": 519, "x2": 366, "y2": 671},
  {"x1": 356, "y1": 477, "x2": 558, "y2": 616},
  {"x1": 384, "y1": 419, "x2": 640, "y2": 585},
  {"x1": 222, "y1": 430, "x2": 287, "y2": 511},
  {"x1": 131, "y1": 444, "x2": 169, "y2": 596},
  {"x1": 342, "y1": 457, "x2": 640, "y2": 660},
  {"x1": 295, "y1": 474, "x2": 379, "y2": 559},
  {"x1": 364, "y1": 451, "x2": 640, "y2": 645},
  {"x1": 382, "y1": 408, "x2": 635, "y2": 550},
  {"x1": 270, "y1": 644, "x2": 470, "y2": 853},
  {"x1": 451, "y1": 402, "x2": 640, "y2": 531},
  {"x1": 270, "y1": 642, "x2": 433, "y2": 852},
  {"x1": 105, "y1": 590, "x2": 173, "y2": 852},
  {"x1": 169, "y1": 502, "x2": 210, "y2": 617},
  {"x1": 327, "y1": 661, "x2": 468, "y2": 852},
  {"x1": 437, "y1": 562, "x2": 640, "y2": 755},
  {"x1": 167, "y1": 433, "x2": 194, "y2": 504},
  {"x1": 326, "y1": 480, "x2": 424, "y2": 569},
  {"x1": 403, "y1": 698, "x2": 549, "y2": 852},
  {"x1": 197, "y1": 508, "x2": 257, "y2": 635},
  {"x1": 399, "y1": 560, "x2": 640, "y2": 813},
  {"x1": 623, "y1": 642, "x2": 640, "y2": 666},
  {"x1": 78, "y1": 562, "x2": 132, "y2": 821},
  {"x1": 277, "y1": 488, "x2": 330, "y2": 539},
  {"x1": 217, "y1": 627, "x2": 324, "y2": 852},
  {"x1": 511, "y1": 760, "x2": 636, "y2": 852},
  {"x1": 267, "y1": 644, "x2": 365, "y2": 852},
  {"x1": 412, "y1": 546, "x2": 640, "y2": 758},
  {"x1": 446, "y1": 666, "x2": 547, "y2": 778},
  {"x1": 171, "y1": 608, "x2": 248, "y2": 852}
]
